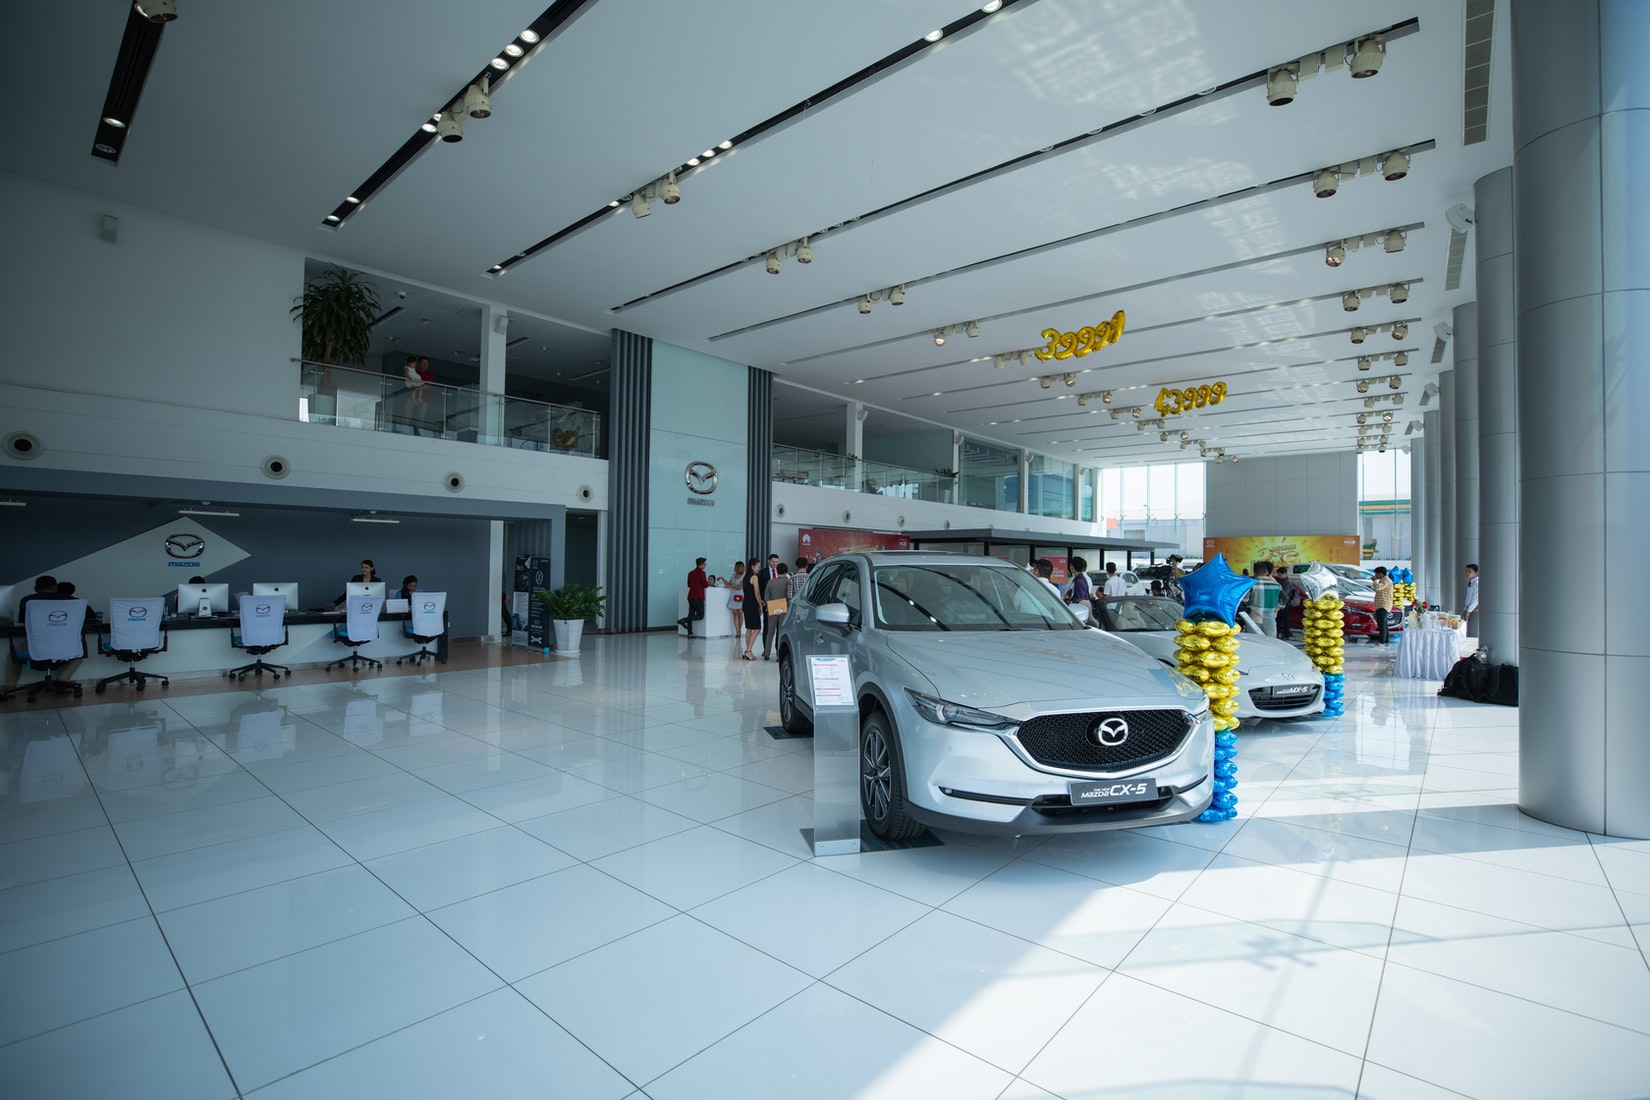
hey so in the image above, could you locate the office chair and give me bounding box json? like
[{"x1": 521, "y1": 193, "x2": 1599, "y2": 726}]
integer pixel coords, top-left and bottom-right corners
[
  {"x1": 3, "y1": 598, "x2": 89, "y2": 702},
  {"x1": 96, "y1": 598, "x2": 169, "y2": 694},
  {"x1": 228, "y1": 594, "x2": 290, "y2": 682},
  {"x1": 327, "y1": 593, "x2": 384, "y2": 672},
  {"x1": 396, "y1": 591, "x2": 447, "y2": 666}
]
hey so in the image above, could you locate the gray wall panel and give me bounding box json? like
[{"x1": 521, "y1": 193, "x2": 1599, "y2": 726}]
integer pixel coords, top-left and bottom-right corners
[{"x1": 1518, "y1": 647, "x2": 1607, "y2": 835}]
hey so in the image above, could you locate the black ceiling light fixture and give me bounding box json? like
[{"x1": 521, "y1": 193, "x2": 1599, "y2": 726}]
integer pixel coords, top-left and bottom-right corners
[{"x1": 91, "y1": 4, "x2": 174, "y2": 163}]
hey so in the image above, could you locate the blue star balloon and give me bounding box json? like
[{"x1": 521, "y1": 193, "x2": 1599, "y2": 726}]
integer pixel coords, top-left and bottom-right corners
[{"x1": 1178, "y1": 552, "x2": 1254, "y2": 623}]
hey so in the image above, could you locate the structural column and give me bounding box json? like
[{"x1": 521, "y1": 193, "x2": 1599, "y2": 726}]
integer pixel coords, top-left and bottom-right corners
[
  {"x1": 1452, "y1": 304, "x2": 1480, "y2": 623},
  {"x1": 1437, "y1": 370, "x2": 1457, "y2": 612},
  {"x1": 1475, "y1": 167, "x2": 1520, "y2": 664},
  {"x1": 1409, "y1": 424, "x2": 1425, "y2": 593},
  {"x1": 481, "y1": 306, "x2": 510, "y2": 635},
  {"x1": 1511, "y1": 0, "x2": 1650, "y2": 837},
  {"x1": 1422, "y1": 409, "x2": 1442, "y2": 607}
]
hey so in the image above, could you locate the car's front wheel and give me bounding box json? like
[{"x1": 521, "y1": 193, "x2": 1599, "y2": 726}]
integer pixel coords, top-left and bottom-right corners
[
  {"x1": 778, "y1": 651, "x2": 812, "y2": 736},
  {"x1": 860, "y1": 709, "x2": 922, "y2": 841}
]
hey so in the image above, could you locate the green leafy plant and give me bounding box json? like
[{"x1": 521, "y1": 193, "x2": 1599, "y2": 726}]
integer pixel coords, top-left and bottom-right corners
[
  {"x1": 935, "y1": 467, "x2": 960, "y2": 478},
  {"x1": 536, "y1": 583, "x2": 606, "y2": 624},
  {"x1": 291, "y1": 265, "x2": 381, "y2": 365}
]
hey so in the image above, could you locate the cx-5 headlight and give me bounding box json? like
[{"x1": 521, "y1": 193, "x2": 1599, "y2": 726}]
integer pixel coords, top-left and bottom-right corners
[{"x1": 905, "y1": 689, "x2": 1018, "y2": 731}]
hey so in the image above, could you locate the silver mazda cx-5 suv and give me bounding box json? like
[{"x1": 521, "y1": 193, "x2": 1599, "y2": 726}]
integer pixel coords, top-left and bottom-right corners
[{"x1": 776, "y1": 552, "x2": 1214, "y2": 839}]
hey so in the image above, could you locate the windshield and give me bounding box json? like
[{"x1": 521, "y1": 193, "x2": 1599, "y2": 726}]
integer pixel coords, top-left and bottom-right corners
[
  {"x1": 870, "y1": 563, "x2": 1081, "y2": 631},
  {"x1": 1099, "y1": 597, "x2": 1185, "y2": 631}
]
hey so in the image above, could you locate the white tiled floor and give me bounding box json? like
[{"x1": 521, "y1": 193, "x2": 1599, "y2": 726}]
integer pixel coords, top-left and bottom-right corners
[{"x1": 3, "y1": 637, "x2": 1649, "y2": 1099}]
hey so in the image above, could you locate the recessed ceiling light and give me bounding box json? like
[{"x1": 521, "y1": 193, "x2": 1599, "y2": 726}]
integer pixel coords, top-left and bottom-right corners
[
  {"x1": 323, "y1": 214, "x2": 341, "y2": 223},
  {"x1": 519, "y1": 28, "x2": 540, "y2": 44},
  {"x1": 718, "y1": 140, "x2": 733, "y2": 150},
  {"x1": 102, "y1": 116, "x2": 126, "y2": 128},
  {"x1": 345, "y1": 195, "x2": 360, "y2": 204},
  {"x1": 981, "y1": 0, "x2": 1002, "y2": 11},
  {"x1": 420, "y1": 121, "x2": 437, "y2": 133},
  {"x1": 701, "y1": 149, "x2": 715, "y2": 158},
  {"x1": 489, "y1": 57, "x2": 509, "y2": 71},
  {"x1": 503, "y1": 42, "x2": 524, "y2": 57},
  {"x1": 853, "y1": 379, "x2": 864, "y2": 384},
  {"x1": 94, "y1": 142, "x2": 117, "y2": 155},
  {"x1": 932, "y1": 392, "x2": 942, "y2": 397},
  {"x1": 924, "y1": 29, "x2": 943, "y2": 42},
  {"x1": 686, "y1": 157, "x2": 700, "y2": 166},
  {"x1": 607, "y1": 200, "x2": 620, "y2": 208}
]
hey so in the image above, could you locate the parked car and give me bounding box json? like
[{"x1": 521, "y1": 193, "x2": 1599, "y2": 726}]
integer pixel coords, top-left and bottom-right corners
[
  {"x1": 1283, "y1": 565, "x2": 1401, "y2": 639},
  {"x1": 776, "y1": 553, "x2": 1214, "y2": 839},
  {"x1": 1091, "y1": 597, "x2": 1325, "y2": 721}
]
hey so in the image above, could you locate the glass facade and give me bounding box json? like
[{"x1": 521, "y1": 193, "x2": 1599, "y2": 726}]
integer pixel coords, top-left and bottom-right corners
[
  {"x1": 1358, "y1": 449, "x2": 1412, "y2": 561},
  {"x1": 1099, "y1": 461, "x2": 1206, "y2": 558}
]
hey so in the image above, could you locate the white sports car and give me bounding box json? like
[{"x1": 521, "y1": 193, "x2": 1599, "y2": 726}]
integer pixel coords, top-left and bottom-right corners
[{"x1": 1092, "y1": 596, "x2": 1326, "y2": 721}]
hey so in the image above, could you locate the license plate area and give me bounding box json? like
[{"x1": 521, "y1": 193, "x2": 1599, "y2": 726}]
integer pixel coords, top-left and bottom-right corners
[
  {"x1": 1271, "y1": 685, "x2": 1315, "y2": 697},
  {"x1": 1068, "y1": 777, "x2": 1157, "y2": 805}
]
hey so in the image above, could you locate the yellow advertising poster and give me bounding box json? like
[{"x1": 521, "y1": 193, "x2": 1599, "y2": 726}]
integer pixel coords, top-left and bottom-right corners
[{"x1": 1202, "y1": 535, "x2": 1361, "y2": 570}]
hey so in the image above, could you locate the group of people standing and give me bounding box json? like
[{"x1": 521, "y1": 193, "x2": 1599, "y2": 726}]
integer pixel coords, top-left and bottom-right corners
[{"x1": 677, "y1": 554, "x2": 812, "y2": 662}]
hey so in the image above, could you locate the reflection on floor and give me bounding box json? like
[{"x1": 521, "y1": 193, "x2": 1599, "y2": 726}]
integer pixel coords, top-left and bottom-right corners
[{"x1": 1, "y1": 635, "x2": 1647, "y2": 1099}]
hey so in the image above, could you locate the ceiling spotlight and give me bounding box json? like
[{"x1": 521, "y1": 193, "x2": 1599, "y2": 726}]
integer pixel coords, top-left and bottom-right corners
[
  {"x1": 631, "y1": 191, "x2": 652, "y2": 218},
  {"x1": 1394, "y1": 350, "x2": 1409, "y2": 366},
  {"x1": 1389, "y1": 282, "x2": 1409, "y2": 303},
  {"x1": 1357, "y1": 413, "x2": 1368, "y2": 425},
  {"x1": 1325, "y1": 241, "x2": 1346, "y2": 267},
  {"x1": 1313, "y1": 169, "x2": 1340, "y2": 198},
  {"x1": 1180, "y1": 440, "x2": 1192, "y2": 449},
  {"x1": 1266, "y1": 65, "x2": 1299, "y2": 106},
  {"x1": 462, "y1": 81, "x2": 492, "y2": 119},
  {"x1": 924, "y1": 28, "x2": 943, "y2": 42},
  {"x1": 519, "y1": 28, "x2": 541, "y2": 44},
  {"x1": 1383, "y1": 228, "x2": 1406, "y2": 253},
  {"x1": 1378, "y1": 443, "x2": 1387, "y2": 453},
  {"x1": 1364, "y1": 396, "x2": 1377, "y2": 408},
  {"x1": 1350, "y1": 326, "x2": 1367, "y2": 345},
  {"x1": 981, "y1": 0, "x2": 1003, "y2": 10},
  {"x1": 1357, "y1": 380, "x2": 1370, "y2": 393},
  {"x1": 934, "y1": 331, "x2": 947, "y2": 346},
  {"x1": 1357, "y1": 356, "x2": 1372, "y2": 371},
  {"x1": 1102, "y1": 391, "x2": 1113, "y2": 404},
  {"x1": 1039, "y1": 375, "x2": 1051, "y2": 389},
  {"x1": 489, "y1": 57, "x2": 509, "y2": 71},
  {"x1": 1382, "y1": 411, "x2": 1393, "y2": 422},
  {"x1": 436, "y1": 108, "x2": 463, "y2": 143},
  {"x1": 1179, "y1": 430, "x2": 1190, "y2": 442},
  {"x1": 1077, "y1": 393, "x2": 1090, "y2": 406},
  {"x1": 1019, "y1": 350, "x2": 1033, "y2": 366},
  {"x1": 1382, "y1": 149, "x2": 1410, "y2": 181},
  {"x1": 1131, "y1": 406, "x2": 1142, "y2": 419},
  {"x1": 966, "y1": 320, "x2": 980, "y2": 338},
  {"x1": 1064, "y1": 373, "x2": 1077, "y2": 387},
  {"x1": 795, "y1": 236, "x2": 811, "y2": 263},
  {"x1": 1392, "y1": 321, "x2": 1408, "y2": 340},
  {"x1": 503, "y1": 42, "x2": 525, "y2": 58},
  {"x1": 858, "y1": 295, "x2": 873, "y2": 315},
  {"x1": 1392, "y1": 391, "x2": 1405, "y2": 405},
  {"x1": 1160, "y1": 432, "x2": 1171, "y2": 442},
  {"x1": 766, "y1": 250, "x2": 782, "y2": 274},
  {"x1": 1349, "y1": 34, "x2": 1386, "y2": 78},
  {"x1": 661, "y1": 172, "x2": 681, "y2": 205},
  {"x1": 1342, "y1": 292, "x2": 1361, "y2": 312},
  {"x1": 1389, "y1": 375, "x2": 1402, "y2": 389},
  {"x1": 134, "y1": 0, "x2": 177, "y2": 22},
  {"x1": 890, "y1": 285, "x2": 906, "y2": 306}
]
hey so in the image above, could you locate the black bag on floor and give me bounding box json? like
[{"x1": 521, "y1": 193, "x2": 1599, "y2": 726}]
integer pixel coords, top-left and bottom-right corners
[{"x1": 1438, "y1": 656, "x2": 1518, "y2": 705}]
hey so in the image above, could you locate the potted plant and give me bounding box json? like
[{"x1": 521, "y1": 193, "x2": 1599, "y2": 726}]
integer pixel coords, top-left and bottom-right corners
[
  {"x1": 291, "y1": 265, "x2": 381, "y2": 418},
  {"x1": 535, "y1": 583, "x2": 606, "y2": 655}
]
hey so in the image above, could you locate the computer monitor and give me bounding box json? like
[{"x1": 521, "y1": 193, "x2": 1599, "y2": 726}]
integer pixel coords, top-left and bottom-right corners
[
  {"x1": 346, "y1": 581, "x2": 386, "y2": 600},
  {"x1": 252, "y1": 581, "x2": 300, "y2": 609},
  {"x1": 176, "y1": 582, "x2": 230, "y2": 616}
]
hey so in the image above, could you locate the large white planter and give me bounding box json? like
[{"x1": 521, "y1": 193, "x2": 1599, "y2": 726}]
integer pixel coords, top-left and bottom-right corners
[{"x1": 553, "y1": 619, "x2": 584, "y2": 655}]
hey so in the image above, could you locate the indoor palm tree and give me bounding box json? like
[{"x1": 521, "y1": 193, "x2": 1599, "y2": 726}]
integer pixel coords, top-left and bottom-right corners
[{"x1": 291, "y1": 266, "x2": 381, "y2": 396}]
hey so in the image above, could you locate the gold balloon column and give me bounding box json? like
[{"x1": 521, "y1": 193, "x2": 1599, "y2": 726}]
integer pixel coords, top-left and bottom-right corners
[
  {"x1": 1173, "y1": 620, "x2": 1243, "y2": 731},
  {"x1": 1302, "y1": 595, "x2": 1346, "y2": 716}
]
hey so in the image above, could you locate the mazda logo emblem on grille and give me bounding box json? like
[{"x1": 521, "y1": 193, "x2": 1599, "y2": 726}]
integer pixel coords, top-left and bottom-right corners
[{"x1": 1090, "y1": 716, "x2": 1130, "y2": 746}]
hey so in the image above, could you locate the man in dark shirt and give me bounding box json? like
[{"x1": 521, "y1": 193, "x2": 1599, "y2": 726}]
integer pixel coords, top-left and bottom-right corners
[
  {"x1": 678, "y1": 558, "x2": 709, "y2": 636},
  {"x1": 7, "y1": 575, "x2": 85, "y2": 688}
]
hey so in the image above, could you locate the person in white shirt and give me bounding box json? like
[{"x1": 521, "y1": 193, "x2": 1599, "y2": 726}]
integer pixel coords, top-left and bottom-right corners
[
  {"x1": 1463, "y1": 562, "x2": 1479, "y2": 638},
  {"x1": 1102, "y1": 561, "x2": 1128, "y2": 598},
  {"x1": 1032, "y1": 559, "x2": 1062, "y2": 599}
]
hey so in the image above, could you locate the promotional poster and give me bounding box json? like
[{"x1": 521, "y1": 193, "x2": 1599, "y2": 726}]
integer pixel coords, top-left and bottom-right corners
[{"x1": 1201, "y1": 535, "x2": 1360, "y2": 570}]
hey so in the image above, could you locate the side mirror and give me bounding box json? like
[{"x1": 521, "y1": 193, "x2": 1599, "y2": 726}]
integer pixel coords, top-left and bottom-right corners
[
  {"x1": 816, "y1": 603, "x2": 851, "y2": 627},
  {"x1": 1069, "y1": 604, "x2": 1091, "y2": 625}
]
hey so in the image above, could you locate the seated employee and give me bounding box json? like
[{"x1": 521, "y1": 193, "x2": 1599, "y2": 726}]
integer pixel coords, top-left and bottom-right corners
[
  {"x1": 328, "y1": 559, "x2": 382, "y2": 609},
  {"x1": 398, "y1": 575, "x2": 418, "y2": 600},
  {"x1": 4, "y1": 575, "x2": 86, "y2": 688}
]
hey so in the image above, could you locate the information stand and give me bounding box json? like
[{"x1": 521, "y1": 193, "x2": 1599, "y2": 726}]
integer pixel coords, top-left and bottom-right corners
[{"x1": 809, "y1": 655, "x2": 861, "y2": 856}]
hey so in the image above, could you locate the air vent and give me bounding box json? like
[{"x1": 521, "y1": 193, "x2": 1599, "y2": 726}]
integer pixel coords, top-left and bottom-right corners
[
  {"x1": 262, "y1": 455, "x2": 291, "y2": 479},
  {"x1": 1462, "y1": 0, "x2": 1495, "y2": 144},
  {"x1": 843, "y1": 511, "x2": 852, "y2": 524},
  {"x1": 1444, "y1": 229, "x2": 1469, "y2": 290},
  {"x1": 578, "y1": 484, "x2": 594, "y2": 501},
  {"x1": 776, "y1": 502, "x2": 786, "y2": 517},
  {"x1": 4, "y1": 432, "x2": 43, "y2": 460},
  {"x1": 1431, "y1": 338, "x2": 1448, "y2": 364}
]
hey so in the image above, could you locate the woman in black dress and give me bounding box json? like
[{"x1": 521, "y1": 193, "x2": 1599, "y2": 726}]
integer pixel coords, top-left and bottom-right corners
[{"x1": 740, "y1": 557, "x2": 762, "y2": 660}]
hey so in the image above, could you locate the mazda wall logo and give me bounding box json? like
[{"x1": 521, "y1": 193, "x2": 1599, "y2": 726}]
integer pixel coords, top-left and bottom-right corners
[
  {"x1": 1090, "y1": 716, "x2": 1130, "y2": 746},
  {"x1": 685, "y1": 461, "x2": 718, "y2": 495},
  {"x1": 165, "y1": 533, "x2": 206, "y2": 559}
]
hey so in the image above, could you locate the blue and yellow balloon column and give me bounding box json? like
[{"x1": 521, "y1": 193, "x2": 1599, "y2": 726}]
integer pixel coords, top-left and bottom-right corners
[{"x1": 1175, "y1": 554, "x2": 1252, "y2": 823}]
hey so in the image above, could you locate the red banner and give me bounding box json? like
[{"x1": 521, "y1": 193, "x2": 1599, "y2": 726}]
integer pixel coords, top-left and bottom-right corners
[{"x1": 797, "y1": 528, "x2": 910, "y2": 565}]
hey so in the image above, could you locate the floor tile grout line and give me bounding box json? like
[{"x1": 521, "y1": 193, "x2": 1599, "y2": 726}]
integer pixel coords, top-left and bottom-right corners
[{"x1": 1587, "y1": 831, "x2": 1650, "y2": 978}]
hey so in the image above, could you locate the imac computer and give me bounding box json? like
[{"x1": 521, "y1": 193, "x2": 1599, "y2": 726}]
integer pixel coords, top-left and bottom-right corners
[
  {"x1": 176, "y1": 582, "x2": 230, "y2": 617},
  {"x1": 346, "y1": 581, "x2": 387, "y2": 601},
  {"x1": 252, "y1": 582, "x2": 301, "y2": 609}
]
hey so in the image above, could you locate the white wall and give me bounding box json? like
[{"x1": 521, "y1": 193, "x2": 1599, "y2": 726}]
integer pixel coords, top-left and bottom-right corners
[
  {"x1": 1203, "y1": 451, "x2": 1358, "y2": 537},
  {"x1": 1, "y1": 171, "x2": 299, "y2": 417}
]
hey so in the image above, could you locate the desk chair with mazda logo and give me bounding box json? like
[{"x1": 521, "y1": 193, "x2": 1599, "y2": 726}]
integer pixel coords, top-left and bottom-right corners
[
  {"x1": 2, "y1": 598, "x2": 89, "y2": 702},
  {"x1": 397, "y1": 592, "x2": 446, "y2": 667},
  {"x1": 96, "y1": 598, "x2": 170, "y2": 695},
  {"x1": 327, "y1": 594, "x2": 384, "y2": 673},
  {"x1": 228, "y1": 594, "x2": 290, "y2": 682}
]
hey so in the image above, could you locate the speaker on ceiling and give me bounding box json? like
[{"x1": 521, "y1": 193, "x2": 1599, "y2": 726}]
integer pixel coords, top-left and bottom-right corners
[
  {"x1": 775, "y1": 503, "x2": 786, "y2": 517},
  {"x1": 261, "y1": 455, "x2": 290, "y2": 479},
  {"x1": 443, "y1": 472, "x2": 465, "y2": 493},
  {"x1": 578, "y1": 485, "x2": 594, "y2": 501},
  {"x1": 3, "y1": 432, "x2": 43, "y2": 460}
]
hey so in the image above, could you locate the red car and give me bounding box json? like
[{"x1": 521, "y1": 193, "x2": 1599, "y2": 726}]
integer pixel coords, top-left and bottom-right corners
[{"x1": 1284, "y1": 596, "x2": 1402, "y2": 639}]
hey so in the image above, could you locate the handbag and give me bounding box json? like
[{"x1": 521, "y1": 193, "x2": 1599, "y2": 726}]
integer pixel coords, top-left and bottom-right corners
[
  {"x1": 727, "y1": 590, "x2": 744, "y2": 608},
  {"x1": 765, "y1": 597, "x2": 789, "y2": 615}
]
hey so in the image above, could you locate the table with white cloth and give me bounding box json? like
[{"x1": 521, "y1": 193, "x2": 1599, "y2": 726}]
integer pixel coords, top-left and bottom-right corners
[{"x1": 1397, "y1": 625, "x2": 1464, "y2": 680}]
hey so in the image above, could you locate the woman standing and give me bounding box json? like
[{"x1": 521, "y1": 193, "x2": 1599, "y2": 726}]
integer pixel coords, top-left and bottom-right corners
[
  {"x1": 739, "y1": 557, "x2": 762, "y2": 660},
  {"x1": 727, "y1": 560, "x2": 747, "y2": 638},
  {"x1": 761, "y1": 562, "x2": 790, "y2": 660}
]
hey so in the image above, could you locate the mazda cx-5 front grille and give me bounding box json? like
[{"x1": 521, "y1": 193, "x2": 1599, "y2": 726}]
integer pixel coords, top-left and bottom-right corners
[{"x1": 1014, "y1": 708, "x2": 1191, "y2": 772}]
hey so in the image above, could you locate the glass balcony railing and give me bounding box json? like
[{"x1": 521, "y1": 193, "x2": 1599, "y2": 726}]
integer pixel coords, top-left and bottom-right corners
[
  {"x1": 297, "y1": 361, "x2": 603, "y2": 458},
  {"x1": 772, "y1": 444, "x2": 957, "y2": 503}
]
